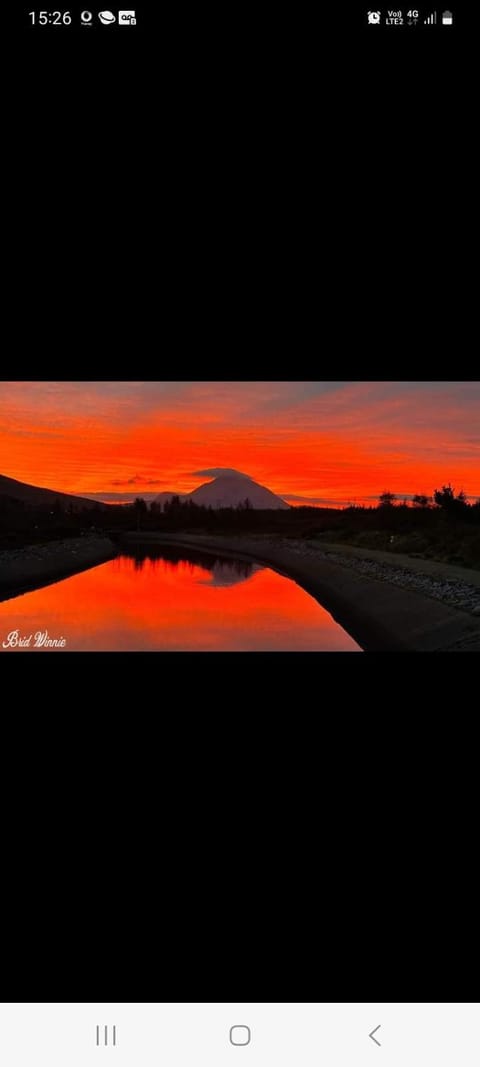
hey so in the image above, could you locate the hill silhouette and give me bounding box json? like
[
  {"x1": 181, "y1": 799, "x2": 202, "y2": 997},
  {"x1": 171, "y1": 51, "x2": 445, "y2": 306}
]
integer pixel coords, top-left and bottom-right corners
[{"x1": 0, "y1": 473, "x2": 107, "y2": 512}]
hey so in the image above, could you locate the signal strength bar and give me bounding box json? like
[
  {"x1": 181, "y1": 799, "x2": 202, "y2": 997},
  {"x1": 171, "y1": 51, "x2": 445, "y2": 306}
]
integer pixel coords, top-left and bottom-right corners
[{"x1": 424, "y1": 10, "x2": 437, "y2": 22}]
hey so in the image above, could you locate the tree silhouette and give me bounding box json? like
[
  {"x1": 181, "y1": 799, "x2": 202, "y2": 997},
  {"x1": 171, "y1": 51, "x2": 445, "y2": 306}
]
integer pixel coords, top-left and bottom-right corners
[
  {"x1": 378, "y1": 491, "x2": 396, "y2": 508},
  {"x1": 412, "y1": 494, "x2": 430, "y2": 508},
  {"x1": 433, "y1": 484, "x2": 468, "y2": 514}
]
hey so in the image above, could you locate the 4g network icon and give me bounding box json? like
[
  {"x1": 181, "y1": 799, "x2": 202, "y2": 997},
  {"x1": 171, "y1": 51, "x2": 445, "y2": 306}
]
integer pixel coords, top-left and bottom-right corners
[{"x1": 367, "y1": 9, "x2": 421, "y2": 23}]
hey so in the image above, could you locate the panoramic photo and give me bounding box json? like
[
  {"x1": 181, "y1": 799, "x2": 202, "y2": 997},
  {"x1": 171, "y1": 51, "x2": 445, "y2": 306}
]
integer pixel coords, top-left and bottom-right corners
[{"x1": 0, "y1": 380, "x2": 479, "y2": 652}]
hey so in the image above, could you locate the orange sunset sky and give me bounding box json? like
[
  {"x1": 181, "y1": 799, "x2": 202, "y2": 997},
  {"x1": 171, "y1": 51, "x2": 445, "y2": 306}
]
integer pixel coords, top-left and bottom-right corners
[{"x1": 1, "y1": 380, "x2": 479, "y2": 507}]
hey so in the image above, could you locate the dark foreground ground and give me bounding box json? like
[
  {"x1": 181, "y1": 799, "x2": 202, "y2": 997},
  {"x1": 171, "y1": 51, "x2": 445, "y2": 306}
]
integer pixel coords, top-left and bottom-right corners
[
  {"x1": 0, "y1": 536, "x2": 115, "y2": 603},
  {"x1": 1, "y1": 532, "x2": 479, "y2": 651}
]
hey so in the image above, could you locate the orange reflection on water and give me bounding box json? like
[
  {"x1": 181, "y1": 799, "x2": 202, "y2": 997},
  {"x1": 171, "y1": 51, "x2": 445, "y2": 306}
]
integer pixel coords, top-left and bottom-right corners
[{"x1": 0, "y1": 553, "x2": 361, "y2": 651}]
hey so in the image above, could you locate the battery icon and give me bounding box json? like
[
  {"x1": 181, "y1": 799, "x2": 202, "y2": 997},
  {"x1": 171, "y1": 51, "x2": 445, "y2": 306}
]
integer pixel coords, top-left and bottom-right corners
[{"x1": 442, "y1": 9, "x2": 453, "y2": 22}]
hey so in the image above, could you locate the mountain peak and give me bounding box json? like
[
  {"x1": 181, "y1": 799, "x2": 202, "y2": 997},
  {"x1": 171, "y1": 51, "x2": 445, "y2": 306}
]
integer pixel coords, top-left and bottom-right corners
[{"x1": 156, "y1": 471, "x2": 289, "y2": 510}]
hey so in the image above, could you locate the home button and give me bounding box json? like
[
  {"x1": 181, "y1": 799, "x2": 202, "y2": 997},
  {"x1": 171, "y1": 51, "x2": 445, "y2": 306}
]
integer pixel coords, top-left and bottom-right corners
[{"x1": 230, "y1": 1025, "x2": 251, "y2": 1046}]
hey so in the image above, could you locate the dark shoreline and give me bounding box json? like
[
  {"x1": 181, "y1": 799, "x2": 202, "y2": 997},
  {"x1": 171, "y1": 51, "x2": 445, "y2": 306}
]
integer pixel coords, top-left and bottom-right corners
[{"x1": 0, "y1": 536, "x2": 117, "y2": 603}]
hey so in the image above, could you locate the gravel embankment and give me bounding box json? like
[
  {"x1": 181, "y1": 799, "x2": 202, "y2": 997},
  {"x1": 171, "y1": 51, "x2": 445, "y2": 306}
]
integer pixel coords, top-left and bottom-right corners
[{"x1": 278, "y1": 540, "x2": 480, "y2": 617}]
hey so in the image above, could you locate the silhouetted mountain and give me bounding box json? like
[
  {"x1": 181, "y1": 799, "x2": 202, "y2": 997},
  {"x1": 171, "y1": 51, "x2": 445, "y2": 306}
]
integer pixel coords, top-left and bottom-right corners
[
  {"x1": 156, "y1": 471, "x2": 289, "y2": 510},
  {"x1": 0, "y1": 473, "x2": 107, "y2": 511}
]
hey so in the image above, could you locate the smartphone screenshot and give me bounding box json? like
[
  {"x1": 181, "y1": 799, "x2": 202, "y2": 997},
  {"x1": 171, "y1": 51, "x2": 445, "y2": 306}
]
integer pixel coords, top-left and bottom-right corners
[{"x1": 5, "y1": 0, "x2": 476, "y2": 1057}]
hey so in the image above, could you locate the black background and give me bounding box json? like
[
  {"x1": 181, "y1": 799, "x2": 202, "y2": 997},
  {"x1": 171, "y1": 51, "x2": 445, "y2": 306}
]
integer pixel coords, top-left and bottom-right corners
[
  {"x1": 2, "y1": 656, "x2": 478, "y2": 1004},
  {"x1": 3, "y1": 0, "x2": 477, "y2": 1010}
]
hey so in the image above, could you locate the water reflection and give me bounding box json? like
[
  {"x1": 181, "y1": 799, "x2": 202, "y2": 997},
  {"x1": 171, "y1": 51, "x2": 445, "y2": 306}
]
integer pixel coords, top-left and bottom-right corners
[
  {"x1": 0, "y1": 547, "x2": 362, "y2": 651},
  {"x1": 124, "y1": 545, "x2": 264, "y2": 588}
]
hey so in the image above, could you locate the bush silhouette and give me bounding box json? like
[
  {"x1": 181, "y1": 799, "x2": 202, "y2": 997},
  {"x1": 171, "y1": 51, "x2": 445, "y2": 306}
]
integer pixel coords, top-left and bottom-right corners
[{"x1": 433, "y1": 484, "x2": 468, "y2": 515}]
